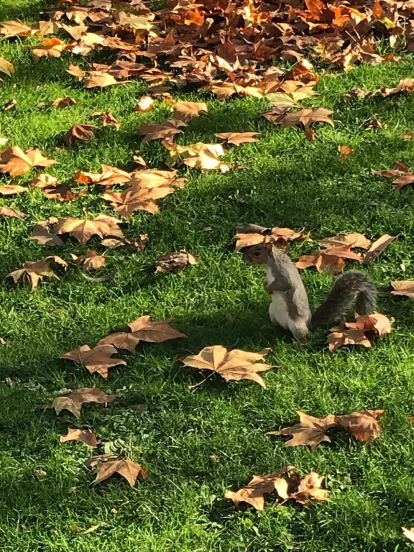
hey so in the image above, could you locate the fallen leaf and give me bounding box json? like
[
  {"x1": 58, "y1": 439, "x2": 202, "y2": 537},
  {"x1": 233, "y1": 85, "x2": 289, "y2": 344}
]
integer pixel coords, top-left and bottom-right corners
[
  {"x1": 92, "y1": 110, "x2": 121, "y2": 130},
  {"x1": 215, "y1": 132, "x2": 261, "y2": 146},
  {"x1": 171, "y1": 100, "x2": 208, "y2": 122},
  {"x1": 291, "y1": 471, "x2": 330, "y2": 505},
  {"x1": 52, "y1": 97, "x2": 76, "y2": 108},
  {"x1": 60, "y1": 428, "x2": 100, "y2": 447},
  {"x1": 75, "y1": 165, "x2": 131, "y2": 187},
  {"x1": 318, "y1": 233, "x2": 372, "y2": 250},
  {"x1": 32, "y1": 38, "x2": 67, "y2": 59},
  {"x1": 60, "y1": 344, "x2": 127, "y2": 378},
  {"x1": 93, "y1": 459, "x2": 147, "y2": 486},
  {"x1": 101, "y1": 235, "x2": 148, "y2": 251},
  {"x1": 79, "y1": 525, "x2": 101, "y2": 535},
  {"x1": 268, "y1": 411, "x2": 336, "y2": 450},
  {"x1": 43, "y1": 185, "x2": 87, "y2": 202},
  {"x1": 182, "y1": 345, "x2": 272, "y2": 389},
  {"x1": 83, "y1": 73, "x2": 128, "y2": 88},
  {"x1": 0, "y1": 146, "x2": 56, "y2": 177},
  {"x1": 67, "y1": 63, "x2": 86, "y2": 80},
  {"x1": 165, "y1": 142, "x2": 228, "y2": 171},
  {"x1": 345, "y1": 312, "x2": 392, "y2": 337},
  {"x1": 64, "y1": 124, "x2": 97, "y2": 146},
  {"x1": 327, "y1": 312, "x2": 391, "y2": 351},
  {"x1": 236, "y1": 226, "x2": 302, "y2": 251},
  {"x1": 339, "y1": 145, "x2": 353, "y2": 160},
  {"x1": 264, "y1": 108, "x2": 334, "y2": 129},
  {"x1": 30, "y1": 173, "x2": 59, "y2": 188},
  {"x1": 51, "y1": 387, "x2": 115, "y2": 417},
  {"x1": 155, "y1": 251, "x2": 197, "y2": 273},
  {"x1": 0, "y1": 56, "x2": 14, "y2": 77},
  {"x1": 135, "y1": 95, "x2": 155, "y2": 112},
  {"x1": 0, "y1": 185, "x2": 27, "y2": 196},
  {"x1": 335, "y1": 410, "x2": 385, "y2": 442},
  {"x1": 30, "y1": 219, "x2": 64, "y2": 246},
  {"x1": 297, "y1": 246, "x2": 363, "y2": 274},
  {"x1": 0, "y1": 206, "x2": 26, "y2": 218},
  {"x1": 2, "y1": 98, "x2": 17, "y2": 111},
  {"x1": 391, "y1": 280, "x2": 414, "y2": 298},
  {"x1": 327, "y1": 327, "x2": 372, "y2": 351},
  {"x1": 52, "y1": 214, "x2": 124, "y2": 245},
  {"x1": 373, "y1": 164, "x2": 414, "y2": 191},
  {"x1": 363, "y1": 234, "x2": 397, "y2": 262},
  {"x1": 139, "y1": 119, "x2": 186, "y2": 143},
  {"x1": 8, "y1": 255, "x2": 67, "y2": 290},
  {"x1": 0, "y1": 20, "x2": 33, "y2": 38},
  {"x1": 71, "y1": 251, "x2": 106, "y2": 271},
  {"x1": 403, "y1": 528, "x2": 414, "y2": 543}
]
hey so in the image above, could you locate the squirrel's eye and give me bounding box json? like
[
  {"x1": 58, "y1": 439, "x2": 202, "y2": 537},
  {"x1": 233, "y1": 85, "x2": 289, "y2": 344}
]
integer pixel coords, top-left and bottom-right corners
[{"x1": 254, "y1": 250, "x2": 261, "y2": 257}]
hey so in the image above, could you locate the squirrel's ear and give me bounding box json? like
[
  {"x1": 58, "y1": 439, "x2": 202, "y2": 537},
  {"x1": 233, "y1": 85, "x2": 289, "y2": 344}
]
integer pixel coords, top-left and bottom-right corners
[
  {"x1": 265, "y1": 242, "x2": 273, "y2": 253},
  {"x1": 238, "y1": 223, "x2": 271, "y2": 235}
]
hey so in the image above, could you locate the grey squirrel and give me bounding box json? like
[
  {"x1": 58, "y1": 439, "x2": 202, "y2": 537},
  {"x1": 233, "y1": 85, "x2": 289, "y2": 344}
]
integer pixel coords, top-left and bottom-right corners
[{"x1": 239, "y1": 225, "x2": 377, "y2": 340}]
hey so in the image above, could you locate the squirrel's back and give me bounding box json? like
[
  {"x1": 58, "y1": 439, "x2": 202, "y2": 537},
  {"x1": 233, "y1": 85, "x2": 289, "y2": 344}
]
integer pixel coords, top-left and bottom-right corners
[{"x1": 310, "y1": 272, "x2": 377, "y2": 329}]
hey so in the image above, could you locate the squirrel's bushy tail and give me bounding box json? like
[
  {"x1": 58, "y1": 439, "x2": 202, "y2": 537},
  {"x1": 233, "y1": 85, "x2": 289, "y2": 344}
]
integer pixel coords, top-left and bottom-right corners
[{"x1": 310, "y1": 272, "x2": 377, "y2": 329}]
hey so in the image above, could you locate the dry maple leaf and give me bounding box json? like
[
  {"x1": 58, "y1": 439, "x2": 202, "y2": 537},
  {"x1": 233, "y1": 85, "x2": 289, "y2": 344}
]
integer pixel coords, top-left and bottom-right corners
[
  {"x1": 83, "y1": 73, "x2": 129, "y2": 88},
  {"x1": 166, "y1": 142, "x2": 229, "y2": 172},
  {"x1": 345, "y1": 312, "x2": 392, "y2": 337},
  {"x1": 0, "y1": 20, "x2": 33, "y2": 38},
  {"x1": 203, "y1": 82, "x2": 263, "y2": 101},
  {"x1": 268, "y1": 411, "x2": 336, "y2": 450},
  {"x1": 30, "y1": 173, "x2": 59, "y2": 188},
  {"x1": 52, "y1": 214, "x2": 123, "y2": 245},
  {"x1": 318, "y1": 233, "x2": 371, "y2": 250},
  {"x1": 335, "y1": 410, "x2": 385, "y2": 443},
  {"x1": 52, "y1": 97, "x2": 76, "y2": 109},
  {"x1": 101, "y1": 234, "x2": 148, "y2": 251},
  {"x1": 32, "y1": 38, "x2": 67, "y2": 59},
  {"x1": 339, "y1": 145, "x2": 353, "y2": 160},
  {"x1": 296, "y1": 246, "x2": 363, "y2": 274},
  {"x1": 64, "y1": 124, "x2": 97, "y2": 146},
  {"x1": 60, "y1": 344, "x2": 127, "y2": 379},
  {"x1": 30, "y1": 219, "x2": 63, "y2": 246},
  {"x1": 43, "y1": 184, "x2": 87, "y2": 202},
  {"x1": 363, "y1": 234, "x2": 397, "y2": 262},
  {"x1": 215, "y1": 132, "x2": 261, "y2": 146},
  {"x1": 0, "y1": 56, "x2": 14, "y2": 77},
  {"x1": 182, "y1": 345, "x2": 272, "y2": 389},
  {"x1": 171, "y1": 100, "x2": 208, "y2": 123},
  {"x1": 135, "y1": 95, "x2": 155, "y2": 112},
  {"x1": 0, "y1": 146, "x2": 56, "y2": 177},
  {"x1": 71, "y1": 251, "x2": 106, "y2": 271},
  {"x1": 327, "y1": 312, "x2": 391, "y2": 351},
  {"x1": 236, "y1": 226, "x2": 302, "y2": 251},
  {"x1": 75, "y1": 165, "x2": 131, "y2": 187},
  {"x1": 139, "y1": 119, "x2": 186, "y2": 142},
  {"x1": 265, "y1": 108, "x2": 334, "y2": 130},
  {"x1": 155, "y1": 251, "x2": 197, "y2": 273},
  {"x1": 0, "y1": 185, "x2": 27, "y2": 196},
  {"x1": 2, "y1": 98, "x2": 17, "y2": 111},
  {"x1": 327, "y1": 327, "x2": 372, "y2": 351},
  {"x1": 92, "y1": 110, "x2": 120, "y2": 131},
  {"x1": 403, "y1": 528, "x2": 414, "y2": 543},
  {"x1": 391, "y1": 280, "x2": 414, "y2": 298},
  {"x1": 8, "y1": 255, "x2": 67, "y2": 290},
  {"x1": 51, "y1": 387, "x2": 115, "y2": 417},
  {"x1": 67, "y1": 63, "x2": 86, "y2": 80},
  {"x1": 60, "y1": 428, "x2": 100, "y2": 447},
  {"x1": 372, "y1": 163, "x2": 414, "y2": 191},
  {"x1": 93, "y1": 459, "x2": 147, "y2": 487},
  {"x1": 290, "y1": 471, "x2": 330, "y2": 505},
  {"x1": 0, "y1": 206, "x2": 26, "y2": 218}
]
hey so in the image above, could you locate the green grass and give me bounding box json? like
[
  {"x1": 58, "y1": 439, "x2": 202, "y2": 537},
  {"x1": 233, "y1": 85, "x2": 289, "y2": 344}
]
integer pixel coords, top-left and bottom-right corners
[{"x1": 2, "y1": 2, "x2": 414, "y2": 551}]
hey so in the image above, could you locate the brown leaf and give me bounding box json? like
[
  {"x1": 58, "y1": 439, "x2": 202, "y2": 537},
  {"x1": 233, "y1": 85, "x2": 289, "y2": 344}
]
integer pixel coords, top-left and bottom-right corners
[
  {"x1": 0, "y1": 185, "x2": 27, "y2": 196},
  {"x1": 0, "y1": 56, "x2": 14, "y2": 77},
  {"x1": 64, "y1": 124, "x2": 97, "y2": 146},
  {"x1": 97, "y1": 332, "x2": 141, "y2": 355},
  {"x1": 66, "y1": 63, "x2": 86, "y2": 80},
  {"x1": 172, "y1": 100, "x2": 208, "y2": 122},
  {"x1": 92, "y1": 111, "x2": 121, "y2": 130},
  {"x1": 327, "y1": 327, "x2": 372, "y2": 351},
  {"x1": 363, "y1": 234, "x2": 397, "y2": 262},
  {"x1": 265, "y1": 108, "x2": 334, "y2": 129},
  {"x1": 101, "y1": 235, "x2": 148, "y2": 251},
  {"x1": 268, "y1": 411, "x2": 336, "y2": 450},
  {"x1": 0, "y1": 146, "x2": 56, "y2": 177},
  {"x1": 51, "y1": 387, "x2": 115, "y2": 417},
  {"x1": 60, "y1": 344, "x2": 127, "y2": 379},
  {"x1": 52, "y1": 214, "x2": 123, "y2": 245},
  {"x1": 155, "y1": 251, "x2": 197, "y2": 273},
  {"x1": 93, "y1": 459, "x2": 147, "y2": 486},
  {"x1": 327, "y1": 312, "x2": 391, "y2": 351},
  {"x1": 0, "y1": 206, "x2": 26, "y2": 218},
  {"x1": 71, "y1": 250, "x2": 106, "y2": 272},
  {"x1": 83, "y1": 73, "x2": 128, "y2": 88},
  {"x1": 339, "y1": 145, "x2": 353, "y2": 160},
  {"x1": 391, "y1": 280, "x2": 414, "y2": 298},
  {"x1": 344, "y1": 312, "x2": 392, "y2": 337},
  {"x1": 2, "y1": 98, "x2": 17, "y2": 111},
  {"x1": 75, "y1": 165, "x2": 131, "y2": 187},
  {"x1": 297, "y1": 246, "x2": 362, "y2": 274},
  {"x1": 182, "y1": 345, "x2": 272, "y2": 389},
  {"x1": 0, "y1": 20, "x2": 33, "y2": 38},
  {"x1": 215, "y1": 132, "x2": 261, "y2": 146},
  {"x1": 236, "y1": 226, "x2": 302, "y2": 251},
  {"x1": 139, "y1": 119, "x2": 186, "y2": 142},
  {"x1": 335, "y1": 410, "x2": 385, "y2": 442},
  {"x1": 8, "y1": 255, "x2": 67, "y2": 290},
  {"x1": 32, "y1": 38, "x2": 67, "y2": 59},
  {"x1": 318, "y1": 233, "x2": 371, "y2": 250},
  {"x1": 30, "y1": 173, "x2": 59, "y2": 188},
  {"x1": 165, "y1": 142, "x2": 229, "y2": 172},
  {"x1": 203, "y1": 82, "x2": 263, "y2": 101},
  {"x1": 52, "y1": 97, "x2": 76, "y2": 109},
  {"x1": 43, "y1": 184, "x2": 87, "y2": 202},
  {"x1": 291, "y1": 471, "x2": 330, "y2": 505},
  {"x1": 30, "y1": 219, "x2": 64, "y2": 246},
  {"x1": 403, "y1": 528, "x2": 414, "y2": 543},
  {"x1": 372, "y1": 164, "x2": 414, "y2": 191},
  {"x1": 135, "y1": 96, "x2": 155, "y2": 112},
  {"x1": 127, "y1": 315, "x2": 186, "y2": 343},
  {"x1": 60, "y1": 428, "x2": 100, "y2": 447}
]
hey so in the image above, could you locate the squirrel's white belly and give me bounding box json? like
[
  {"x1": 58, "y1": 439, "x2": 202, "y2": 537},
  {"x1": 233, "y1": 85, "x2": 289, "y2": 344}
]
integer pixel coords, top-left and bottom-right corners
[{"x1": 269, "y1": 292, "x2": 290, "y2": 329}]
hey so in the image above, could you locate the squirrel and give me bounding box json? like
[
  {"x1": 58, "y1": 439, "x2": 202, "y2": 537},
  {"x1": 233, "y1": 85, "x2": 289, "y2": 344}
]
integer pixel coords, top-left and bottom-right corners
[{"x1": 239, "y1": 225, "x2": 377, "y2": 340}]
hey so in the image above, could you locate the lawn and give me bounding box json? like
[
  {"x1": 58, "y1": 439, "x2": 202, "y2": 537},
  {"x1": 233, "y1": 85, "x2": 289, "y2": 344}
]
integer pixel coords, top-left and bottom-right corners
[{"x1": 1, "y1": 1, "x2": 414, "y2": 551}]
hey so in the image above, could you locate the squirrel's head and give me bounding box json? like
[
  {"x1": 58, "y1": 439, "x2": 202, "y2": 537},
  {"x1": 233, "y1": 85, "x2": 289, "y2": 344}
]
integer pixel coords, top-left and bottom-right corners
[{"x1": 241, "y1": 243, "x2": 272, "y2": 266}]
